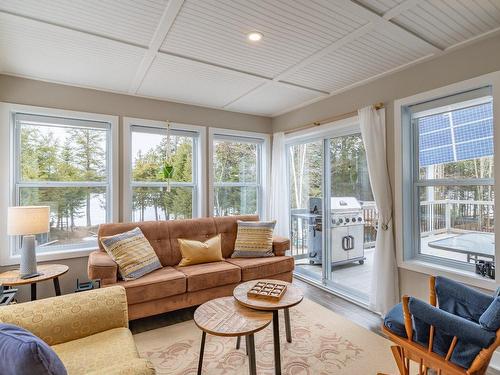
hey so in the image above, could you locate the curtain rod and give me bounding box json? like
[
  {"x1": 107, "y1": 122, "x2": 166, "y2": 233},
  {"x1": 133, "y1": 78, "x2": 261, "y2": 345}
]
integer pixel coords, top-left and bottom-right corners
[{"x1": 283, "y1": 102, "x2": 384, "y2": 135}]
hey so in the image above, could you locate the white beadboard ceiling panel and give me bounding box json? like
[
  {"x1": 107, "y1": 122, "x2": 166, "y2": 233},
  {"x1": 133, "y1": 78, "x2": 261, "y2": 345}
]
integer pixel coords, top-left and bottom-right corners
[
  {"x1": 0, "y1": 0, "x2": 169, "y2": 47},
  {"x1": 285, "y1": 26, "x2": 436, "y2": 93},
  {"x1": 393, "y1": 0, "x2": 500, "y2": 49},
  {"x1": 356, "y1": 0, "x2": 405, "y2": 15},
  {"x1": 1, "y1": 0, "x2": 500, "y2": 116},
  {"x1": 0, "y1": 13, "x2": 145, "y2": 93},
  {"x1": 137, "y1": 53, "x2": 266, "y2": 107},
  {"x1": 160, "y1": 0, "x2": 370, "y2": 78},
  {"x1": 225, "y1": 82, "x2": 324, "y2": 116}
]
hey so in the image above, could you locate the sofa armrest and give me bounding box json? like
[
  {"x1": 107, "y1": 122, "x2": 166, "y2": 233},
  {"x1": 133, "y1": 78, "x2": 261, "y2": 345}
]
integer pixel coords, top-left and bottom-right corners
[
  {"x1": 88, "y1": 250, "x2": 118, "y2": 285},
  {"x1": 273, "y1": 236, "x2": 290, "y2": 256},
  {"x1": 0, "y1": 286, "x2": 129, "y2": 346}
]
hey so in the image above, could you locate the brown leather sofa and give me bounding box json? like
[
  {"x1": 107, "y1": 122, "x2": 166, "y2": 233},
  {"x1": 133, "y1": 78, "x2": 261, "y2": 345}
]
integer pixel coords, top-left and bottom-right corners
[{"x1": 88, "y1": 215, "x2": 294, "y2": 320}]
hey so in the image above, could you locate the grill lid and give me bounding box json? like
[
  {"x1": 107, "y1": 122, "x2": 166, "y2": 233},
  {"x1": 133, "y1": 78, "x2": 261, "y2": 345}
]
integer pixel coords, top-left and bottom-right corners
[{"x1": 331, "y1": 197, "x2": 361, "y2": 212}]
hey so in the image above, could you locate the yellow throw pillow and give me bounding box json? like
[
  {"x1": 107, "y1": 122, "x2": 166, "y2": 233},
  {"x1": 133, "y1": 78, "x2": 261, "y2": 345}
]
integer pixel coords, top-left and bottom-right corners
[{"x1": 177, "y1": 234, "x2": 223, "y2": 266}]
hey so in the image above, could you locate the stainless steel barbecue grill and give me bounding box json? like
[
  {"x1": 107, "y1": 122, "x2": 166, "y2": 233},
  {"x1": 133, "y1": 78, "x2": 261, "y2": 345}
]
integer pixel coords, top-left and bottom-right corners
[
  {"x1": 305, "y1": 197, "x2": 365, "y2": 266},
  {"x1": 329, "y1": 197, "x2": 365, "y2": 266}
]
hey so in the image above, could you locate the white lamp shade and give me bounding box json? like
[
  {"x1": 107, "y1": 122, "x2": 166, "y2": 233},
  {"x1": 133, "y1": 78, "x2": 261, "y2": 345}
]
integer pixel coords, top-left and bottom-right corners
[{"x1": 7, "y1": 206, "x2": 50, "y2": 236}]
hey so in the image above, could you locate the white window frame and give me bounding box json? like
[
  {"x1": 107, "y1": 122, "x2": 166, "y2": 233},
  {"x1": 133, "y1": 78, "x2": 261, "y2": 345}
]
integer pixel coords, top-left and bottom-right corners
[
  {"x1": 0, "y1": 103, "x2": 119, "y2": 265},
  {"x1": 394, "y1": 71, "x2": 500, "y2": 290},
  {"x1": 208, "y1": 128, "x2": 270, "y2": 219},
  {"x1": 123, "y1": 118, "x2": 206, "y2": 221}
]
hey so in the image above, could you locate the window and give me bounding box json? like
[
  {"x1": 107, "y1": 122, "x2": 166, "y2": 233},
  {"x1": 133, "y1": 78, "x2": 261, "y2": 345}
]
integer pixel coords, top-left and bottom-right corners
[
  {"x1": 210, "y1": 130, "x2": 268, "y2": 217},
  {"x1": 13, "y1": 112, "x2": 115, "y2": 255},
  {"x1": 402, "y1": 86, "x2": 496, "y2": 273},
  {"x1": 125, "y1": 119, "x2": 205, "y2": 221}
]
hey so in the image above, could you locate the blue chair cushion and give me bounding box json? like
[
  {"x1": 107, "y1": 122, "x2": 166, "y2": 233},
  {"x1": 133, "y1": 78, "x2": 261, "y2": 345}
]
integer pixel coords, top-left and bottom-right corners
[
  {"x1": 435, "y1": 276, "x2": 493, "y2": 322},
  {"x1": 409, "y1": 297, "x2": 496, "y2": 369},
  {"x1": 479, "y1": 297, "x2": 500, "y2": 331},
  {"x1": 384, "y1": 303, "x2": 408, "y2": 338},
  {"x1": 0, "y1": 323, "x2": 67, "y2": 375}
]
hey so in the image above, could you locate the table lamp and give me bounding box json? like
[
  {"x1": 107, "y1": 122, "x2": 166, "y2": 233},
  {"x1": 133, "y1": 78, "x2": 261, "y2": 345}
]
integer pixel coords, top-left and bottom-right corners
[{"x1": 7, "y1": 206, "x2": 50, "y2": 279}]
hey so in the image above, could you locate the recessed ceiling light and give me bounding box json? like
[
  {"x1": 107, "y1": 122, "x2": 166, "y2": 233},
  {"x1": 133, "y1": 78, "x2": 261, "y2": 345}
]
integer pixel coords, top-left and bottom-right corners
[{"x1": 247, "y1": 31, "x2": 263, "y2": 42}]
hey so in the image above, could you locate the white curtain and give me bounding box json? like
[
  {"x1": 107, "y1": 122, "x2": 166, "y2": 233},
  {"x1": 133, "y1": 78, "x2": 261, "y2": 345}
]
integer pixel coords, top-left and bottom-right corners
[
  {"x1": 268, "y1": 132, "x2": 290, "y2": 237},
  {"x1": 358, "y1": 106, "x2": 399, "y2": 316}
]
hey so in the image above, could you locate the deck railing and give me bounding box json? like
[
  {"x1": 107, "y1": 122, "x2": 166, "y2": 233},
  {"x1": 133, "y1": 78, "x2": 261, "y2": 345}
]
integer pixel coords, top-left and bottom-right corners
[
  {"x1": 420, "y1": 199, "x2": 494, "y2": 235},
  {"x1": 290, "y1": 199, "x2": 495, "y2": 258},
  {"x1": 290, "y1": 202, "x2": 378, "y2": 258}
]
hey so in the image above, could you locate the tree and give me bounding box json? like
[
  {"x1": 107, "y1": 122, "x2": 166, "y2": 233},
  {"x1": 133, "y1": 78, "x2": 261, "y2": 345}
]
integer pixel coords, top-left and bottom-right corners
[
  {"x1": 131, "y1": 136, "x2": 194, "y2": 220},
  {"x1": 70, "y1": 128, "x2": 106, "y2": 227},
  {"x1": 213, "y1": 141, "x2": 258, "y2": 215}
]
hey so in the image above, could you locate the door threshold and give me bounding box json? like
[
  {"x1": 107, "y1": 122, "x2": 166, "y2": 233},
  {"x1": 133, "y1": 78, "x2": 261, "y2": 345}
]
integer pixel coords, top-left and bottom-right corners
[{"x1": 293, "y1": 272, "x2": 378, "y2": 315}]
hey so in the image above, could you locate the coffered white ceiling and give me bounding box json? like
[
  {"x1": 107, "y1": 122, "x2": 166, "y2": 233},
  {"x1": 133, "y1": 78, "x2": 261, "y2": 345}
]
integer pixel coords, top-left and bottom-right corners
[{"x1": 0, "y1": 0, "x2": 499, "y2": 116}]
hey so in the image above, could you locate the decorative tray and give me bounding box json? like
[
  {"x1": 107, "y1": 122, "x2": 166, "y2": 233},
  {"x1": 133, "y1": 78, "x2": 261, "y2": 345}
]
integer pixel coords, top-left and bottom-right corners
[{"x1": 247, "y1": 281, "x2": 287, "y2": 301}]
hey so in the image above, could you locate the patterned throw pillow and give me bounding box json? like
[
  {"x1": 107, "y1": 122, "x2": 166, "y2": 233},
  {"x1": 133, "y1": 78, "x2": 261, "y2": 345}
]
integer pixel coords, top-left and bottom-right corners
[
  {"x1": 100, "y1": 227, "x2": 162, "y2": 280},
  {"x1": 232, "y1": 220, "x2": 276, "y2": 258}
]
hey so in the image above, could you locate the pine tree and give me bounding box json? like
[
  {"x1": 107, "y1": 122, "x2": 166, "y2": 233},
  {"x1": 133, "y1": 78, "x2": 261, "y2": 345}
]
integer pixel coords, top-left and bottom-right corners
[{"x1": 70, "y1": 128, "x2": 106, "y2": 227}]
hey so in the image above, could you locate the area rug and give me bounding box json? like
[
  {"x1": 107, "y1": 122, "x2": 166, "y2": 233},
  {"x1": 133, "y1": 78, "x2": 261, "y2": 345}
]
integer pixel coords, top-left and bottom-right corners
[{"x1": 134, "y1": 298, "x2": 398, "y2": 374}]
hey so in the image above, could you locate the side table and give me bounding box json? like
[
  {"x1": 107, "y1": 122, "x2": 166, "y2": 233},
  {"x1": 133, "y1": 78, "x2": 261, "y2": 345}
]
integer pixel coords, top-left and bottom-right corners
[
  {"x1": 194, "y1": 296, "x2": 273, "y2": 375},
  {"x1": 233, "y1": 279, "x2": 304, "y2": 375},
  {"x1": 0, "y1": 264, "x2": 69, "y2": 301}
]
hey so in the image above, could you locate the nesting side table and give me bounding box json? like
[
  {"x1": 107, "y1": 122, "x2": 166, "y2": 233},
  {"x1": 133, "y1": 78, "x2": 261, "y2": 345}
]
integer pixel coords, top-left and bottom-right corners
[
  {"x1": 0, "y1": 264, "x2": 69, "y2": 301},
  {"x1": 194, "y1": 296, "x2": 273, "y2": 375}
]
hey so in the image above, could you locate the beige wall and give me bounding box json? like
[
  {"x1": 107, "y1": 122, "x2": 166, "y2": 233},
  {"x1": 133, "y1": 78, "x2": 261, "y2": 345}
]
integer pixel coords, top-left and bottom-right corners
[
  {"x1": 0, "y1": 74, "x2": 272, "y2": 302},
  {"x1": 272, "y1": 33, "x2": 500, "y2": 301},
  {"x1": 0, "y1": 74, "x2": 272, "y2": 133}
]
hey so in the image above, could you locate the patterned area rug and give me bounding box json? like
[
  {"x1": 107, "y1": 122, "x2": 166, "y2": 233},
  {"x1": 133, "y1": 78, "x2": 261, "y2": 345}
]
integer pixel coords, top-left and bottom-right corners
[{"x1": 134, "y1": 298, "x2": 398, "y2": 374}]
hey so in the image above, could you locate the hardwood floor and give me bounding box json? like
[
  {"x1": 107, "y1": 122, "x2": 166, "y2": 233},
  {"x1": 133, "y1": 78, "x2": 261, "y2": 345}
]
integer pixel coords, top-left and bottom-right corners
[
  {"x1": 292, "y1": 278, "x2": 383, "y2": 335},
  {"x1": 129, "y1": 277, "x2": 383, "y2": 336}
]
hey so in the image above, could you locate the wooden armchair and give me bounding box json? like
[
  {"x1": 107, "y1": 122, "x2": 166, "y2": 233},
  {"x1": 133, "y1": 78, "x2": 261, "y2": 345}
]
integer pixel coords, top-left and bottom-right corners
[{"x1": 380, "y1": 276, "x2": 500, "y2": 375}]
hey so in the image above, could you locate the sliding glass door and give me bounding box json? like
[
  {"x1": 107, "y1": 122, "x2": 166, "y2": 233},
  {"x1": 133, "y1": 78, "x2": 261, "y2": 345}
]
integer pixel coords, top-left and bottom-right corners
[
  {"x1": 326, "y1": 133, "x2": 375, "y2": 301},
  {"x1": 288, "y1": 129, "x2": 376, "y2": 304},
  {"x1": 288, "y1": 139, "x2": 324, "y2": 283}
]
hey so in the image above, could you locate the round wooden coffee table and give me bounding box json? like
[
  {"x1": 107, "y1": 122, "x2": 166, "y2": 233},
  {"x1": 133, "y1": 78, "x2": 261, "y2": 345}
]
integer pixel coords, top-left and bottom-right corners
[
  {"x1": 0, "y1": 264, "x2": 69, "y2": 301},
  {"x1": 194, "y1": 296, "x2": 272, "y2": 375},
  {"x1": 233, "y1": 280, "x2": 304, "y2": 375}
]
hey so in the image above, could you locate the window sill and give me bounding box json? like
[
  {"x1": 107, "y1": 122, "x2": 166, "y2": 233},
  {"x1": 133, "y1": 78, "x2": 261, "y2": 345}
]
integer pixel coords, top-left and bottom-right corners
[
  {"x1": 1, "y1": 247, "x2": 96, "y2": 266},
  {"x1": 399, "y1": 259, "x2": 497, "y2": 292}
]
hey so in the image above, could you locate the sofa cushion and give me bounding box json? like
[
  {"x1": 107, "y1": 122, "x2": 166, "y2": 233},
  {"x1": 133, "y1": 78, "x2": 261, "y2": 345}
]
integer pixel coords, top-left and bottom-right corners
[
  {"x1": 85, "y1": 359, "x2": 155, "y2": 375},
  {"x1": 168, "y1": 217, "x2": 218, "y2": 265},
  {"x1": 232, "y1": 220, "x2": 276, "y2": 258},
  {"x1": 100, "y1": 227, "x2": 162, "y2": 280},
  {"x1": 178, "y1": 234, "x2": 223, "y2": 267},
  {"x1": 117, "y1": 266, "x2": 186, "y2": 304},
  {"x1": 226, "y1": 256, "x2": 295, "y2": 281},
  {"x1": 0, "y1": 323, "x2": 67, "y2": 375},
  {"x1": 176, "y1": 261, "x2": 241, "y2": 292},
  {"x1": 52, "y1": 328, "x2": 146, "y2": 375}
]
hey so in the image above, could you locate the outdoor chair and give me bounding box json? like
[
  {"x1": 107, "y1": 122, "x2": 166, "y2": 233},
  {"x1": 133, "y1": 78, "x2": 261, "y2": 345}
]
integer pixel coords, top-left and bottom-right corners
[{"x1": 379, "y1": 276, "x2": 500, "y2": 375}]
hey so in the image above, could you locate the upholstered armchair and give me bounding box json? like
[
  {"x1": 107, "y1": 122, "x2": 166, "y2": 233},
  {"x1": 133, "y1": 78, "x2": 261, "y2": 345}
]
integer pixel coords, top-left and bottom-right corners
[
  {"x1": 381, "y1": 276, "x2": 500, "y2": 375},
  {"x1": 0, "y1": 286, "x2": 155, "y2": 375}
]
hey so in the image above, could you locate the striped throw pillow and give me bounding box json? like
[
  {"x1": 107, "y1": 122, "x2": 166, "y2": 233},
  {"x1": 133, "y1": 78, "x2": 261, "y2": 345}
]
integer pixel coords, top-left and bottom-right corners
[
  {"x1": 100, "y1": 227, "x2": 162, "y2": 280},
  {"x1": 232, "y1": 220, "x2": 276, "y2": 258}
]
